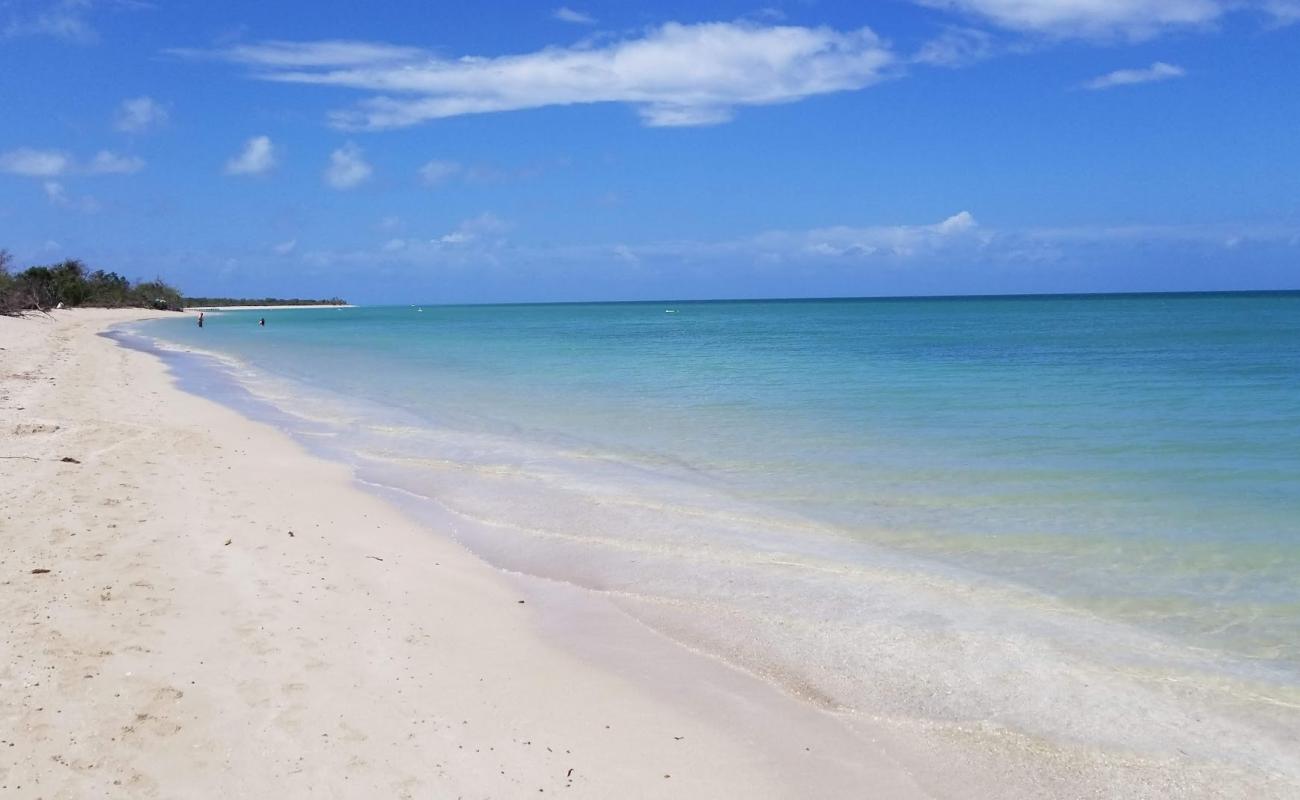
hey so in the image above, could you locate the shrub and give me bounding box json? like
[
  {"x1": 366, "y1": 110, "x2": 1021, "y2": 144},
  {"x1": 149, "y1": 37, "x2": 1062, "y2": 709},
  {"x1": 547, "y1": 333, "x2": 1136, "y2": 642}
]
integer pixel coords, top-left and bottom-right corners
[{"x1": 0, "y1": 250, "x2": 184, "y2": 313}]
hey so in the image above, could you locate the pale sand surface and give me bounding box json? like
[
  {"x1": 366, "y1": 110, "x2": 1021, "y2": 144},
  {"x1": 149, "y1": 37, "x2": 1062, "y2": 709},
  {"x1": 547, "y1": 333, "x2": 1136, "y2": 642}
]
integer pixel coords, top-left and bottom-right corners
[
  {"x1": 6, "y1": 309, "x2": 1292, "y2": 800},
  {"x1": 0, "y1": 309, "x2": 923, "y2": 798}
]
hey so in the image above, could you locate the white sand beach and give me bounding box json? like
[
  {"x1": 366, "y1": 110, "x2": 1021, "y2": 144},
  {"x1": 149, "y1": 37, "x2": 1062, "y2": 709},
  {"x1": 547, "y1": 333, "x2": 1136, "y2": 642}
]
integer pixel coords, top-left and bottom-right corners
[
  {"x1": 6, "y1": 309, "x2": 1298, "y2": 800},
  {"x1": 0, "y1": 309, "x2": 923, "y2": 798}
]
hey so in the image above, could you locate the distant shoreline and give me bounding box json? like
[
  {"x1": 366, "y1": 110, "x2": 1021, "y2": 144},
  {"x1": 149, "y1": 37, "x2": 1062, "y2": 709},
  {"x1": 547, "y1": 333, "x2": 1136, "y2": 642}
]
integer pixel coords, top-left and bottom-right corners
[{"x1": 185, "y1": 304, "x2": 356, "y2": 311}]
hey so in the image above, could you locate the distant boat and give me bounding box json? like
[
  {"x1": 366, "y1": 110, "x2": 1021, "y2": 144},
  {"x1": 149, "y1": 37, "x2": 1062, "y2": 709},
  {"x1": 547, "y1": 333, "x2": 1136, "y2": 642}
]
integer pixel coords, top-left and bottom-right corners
[{"x1": 665, "y1": 309, "x2": 678, "y2": 314}]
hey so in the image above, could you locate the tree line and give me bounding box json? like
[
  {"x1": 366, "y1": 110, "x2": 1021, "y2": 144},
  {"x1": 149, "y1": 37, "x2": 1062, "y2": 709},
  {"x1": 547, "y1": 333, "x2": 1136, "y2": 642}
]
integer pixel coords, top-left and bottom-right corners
[{"x1": 1, "y1": 250, "x2": 183, "y2": 315}]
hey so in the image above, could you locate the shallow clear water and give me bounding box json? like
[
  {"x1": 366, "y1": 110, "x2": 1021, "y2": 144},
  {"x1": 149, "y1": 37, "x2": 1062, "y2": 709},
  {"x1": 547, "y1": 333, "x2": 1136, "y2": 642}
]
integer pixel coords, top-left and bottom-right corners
[{"x1": 131, "y1": 294, "x2": 1300, "y2": 769}]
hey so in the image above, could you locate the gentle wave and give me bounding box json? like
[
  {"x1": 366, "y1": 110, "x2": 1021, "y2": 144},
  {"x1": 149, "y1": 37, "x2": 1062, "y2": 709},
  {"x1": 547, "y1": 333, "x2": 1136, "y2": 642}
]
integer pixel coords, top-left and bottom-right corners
[{"x1": 120, "y1": 295, "x2": 1300, "y2": 783}]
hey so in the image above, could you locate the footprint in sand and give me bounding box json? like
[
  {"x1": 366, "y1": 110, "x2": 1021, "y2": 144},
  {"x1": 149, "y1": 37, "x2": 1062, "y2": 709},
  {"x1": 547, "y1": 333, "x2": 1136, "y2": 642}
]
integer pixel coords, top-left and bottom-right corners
[{"x1": 12, "y1": 422, "x2": 60, "y2": 435}]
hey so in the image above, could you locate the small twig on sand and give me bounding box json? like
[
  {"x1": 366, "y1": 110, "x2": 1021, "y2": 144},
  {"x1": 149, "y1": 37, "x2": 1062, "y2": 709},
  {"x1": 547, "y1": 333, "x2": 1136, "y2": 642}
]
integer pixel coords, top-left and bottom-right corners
[{"x1": 365, "y1": 555, "x2": 384, "y2": 562}]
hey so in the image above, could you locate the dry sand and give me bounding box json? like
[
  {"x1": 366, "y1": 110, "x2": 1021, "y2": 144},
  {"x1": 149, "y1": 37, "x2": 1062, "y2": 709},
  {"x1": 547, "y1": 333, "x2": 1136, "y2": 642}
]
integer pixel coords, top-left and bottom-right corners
[{"x1": 0, "y1": 309, "x2": 925, "y2": 798}]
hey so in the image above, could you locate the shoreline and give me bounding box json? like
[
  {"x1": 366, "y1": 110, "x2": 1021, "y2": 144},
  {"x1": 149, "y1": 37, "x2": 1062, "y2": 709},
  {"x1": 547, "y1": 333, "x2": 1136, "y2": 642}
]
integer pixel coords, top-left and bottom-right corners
[
  {"x1": 185, "y1": 305, "x2": 355, "y2": 312},
  {"x1": 6, "y1": 308, "x2": 1298, "y2": 798},
  {"x1": 0, "y1": 308, "x2": 922, "y2": 798}
]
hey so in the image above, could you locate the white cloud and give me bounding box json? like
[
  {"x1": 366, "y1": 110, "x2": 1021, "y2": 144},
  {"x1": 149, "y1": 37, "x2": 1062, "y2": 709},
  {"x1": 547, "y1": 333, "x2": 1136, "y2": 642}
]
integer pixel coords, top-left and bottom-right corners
[
  {"x1": 370, "y1": 213, "x2": 511, "y2": 254},
  {"x1": 1082, "y1": 61, "x2": 1186, "y2": 90},
  {"x1": 272, "y1": 239, "x2": 297, "y2": 255},
  {"x1": 912, "y1": 0, "x2": 1297, "y2": 39},
  {"x1": 189, "y1": 22, "x2": 895, "y2": 129},
  {"x1": 432, "y1": 212, "x2": 511, "y2": 244},
  {"x1": 297, "y1": 212, "x2": 1300, "y2": 288},
  {"x1": 1, "y1": 146, "x2": 145, "y2": 176},
  {"x1": 115, "y1": 96, "x2": 169, "y2": 132},
  {"x1": 936, "y1": 210, "x2": 977, "y2": 234},
  {"x1": 172, "y1": 39, "x2": 427, "y2": 67},
  {"x1": 913, "y1": 26, "x2": 996, "y2": 66},
  {"x1": 589, "y1": 213, "x2": 1299, "y2": 267},
  {"x1": 915, "y1": 0, "x2": 1220, "y2": 38},
  {"x1": 553, "y1": 6, "x2": 596, "y2": 24},
  {"x1": 758, "y1": 210, "x2": 985, "y2": 260},
  {"x1": 0, "y1": 147, "x2": 70, "y2": 177},
  {"x1": 324, "y1": 142, "x2": 372, "y2": 189},
  {"x1": 87, "y1": 149, "x2": 145, "y2": 174},
  {"x1": 418, "y1": 159, "x2": 462, "y2": 186},
  {"x1": 225, "y1": 135, "x2": 276, "y2": 175}
]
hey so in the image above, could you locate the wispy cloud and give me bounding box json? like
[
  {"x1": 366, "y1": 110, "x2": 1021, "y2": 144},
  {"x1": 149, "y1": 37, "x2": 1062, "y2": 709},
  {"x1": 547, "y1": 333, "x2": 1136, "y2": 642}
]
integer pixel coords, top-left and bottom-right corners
[
  {"x1": 2, "y1": 0, "x2": 98, "y2": 43},
  {"x1": 42, "y1": 180, "x2": 68, "y2": 203},
  {"x1": 1082, "y1": 61, "x2": 1186, "y2": 90},
  {"x1": 307, "y1": 212, "x2": 513, "y2": 266},
  {"x1": 552, "y1": 6, "x2": 595, "y2": 25},
  {"x1": 114, "y1": 95, "x2": 169, "y2": 132},
  {"x1": 1017, "y1": 221, "x2": 1300, "y2": 246},
  {"x1": 298, "y1": 211, "x2": 1300, "y2": 286},
  {"x1": 225, "y1": 135, "x2": 276, "y2": 175},
  {"x1": 416, "y1": 157, "x2": 554, "y2": 187},
  {"x1": 0, "y1": 147, "x2": 71, "y2": 177},
  {"x1": 913, "y1": 26, "x2": 996, "y2": 67},
  {"x1": 741, "y1": 211, "x2": 986, "y2": 261},
  {"x1": 173, "y1": 38, "x2": 426, "y2": 67},
  {"x1": 913, "y1": 0, "x2": 1294, "y2": 40},
  {"x1": 3, "y1": 0, "x2": 153, "y2": 44},
  {"x1": 306, "y1": 211, "x2": 988, "y2": 273},
  {"x1": 0, "y1": 146, "x2": 143, "y2": 176},
  {"x1": 87, "y1": 149, "x2": 144, "y2": 173},
  {"x1": 42, "y1": 180, "x2": 99, "y2": 212},
  {"x1": 176, "y1": 21, "x2": 896, "y2": 129},
  {"x1": 430, "y1": 212, "x2": 511, "y2": 245},
  {"x1": 272, "y1": 238, "x2": 297, "y2": 255},
  {"x1": 1265, "y1": 0, "x2": 1300, "y2": 23},
  {"x1": 324, "y1": 142, "x2": 372, "y2": 189},
  {"x1": 418, "y1": 159, "x2": 462, "y2": 186}
]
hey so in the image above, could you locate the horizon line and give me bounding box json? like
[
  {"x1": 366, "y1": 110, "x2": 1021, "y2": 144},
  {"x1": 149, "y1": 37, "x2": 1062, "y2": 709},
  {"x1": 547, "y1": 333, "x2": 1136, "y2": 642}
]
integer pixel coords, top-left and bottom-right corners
[{"x1": 359, "y1": 287, "x2": 1300, "y2": 309}]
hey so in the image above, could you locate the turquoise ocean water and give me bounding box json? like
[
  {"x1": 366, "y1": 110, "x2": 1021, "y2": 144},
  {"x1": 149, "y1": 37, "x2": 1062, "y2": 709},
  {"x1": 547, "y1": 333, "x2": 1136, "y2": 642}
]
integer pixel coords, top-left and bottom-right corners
[{"x1": 128, "y1": 293, "x2": 1300, "y2": 769}]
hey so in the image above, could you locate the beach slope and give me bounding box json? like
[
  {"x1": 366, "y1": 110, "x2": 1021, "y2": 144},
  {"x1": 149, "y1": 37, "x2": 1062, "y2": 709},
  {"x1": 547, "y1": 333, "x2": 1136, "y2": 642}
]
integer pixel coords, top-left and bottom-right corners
[{"x1": 0, "y1": 310, "x2": 917, "y2": 798}]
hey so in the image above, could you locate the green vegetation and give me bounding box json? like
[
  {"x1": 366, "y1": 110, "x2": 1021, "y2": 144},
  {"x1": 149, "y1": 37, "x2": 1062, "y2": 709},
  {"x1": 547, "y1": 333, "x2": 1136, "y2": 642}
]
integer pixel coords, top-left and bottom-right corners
[
  {"x1": 1, "y1": 249, "x2": 183, "y2": 315},
  {"x1": 184, "y1": 297, "x2": 347, "y2": 307}
]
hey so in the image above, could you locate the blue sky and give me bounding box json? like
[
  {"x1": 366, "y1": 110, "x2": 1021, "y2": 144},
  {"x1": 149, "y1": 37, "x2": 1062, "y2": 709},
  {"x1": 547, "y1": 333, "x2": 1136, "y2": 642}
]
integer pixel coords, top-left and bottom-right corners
[{"x1": 1, "y1": 0, "x2": 1298, "y2": 303}]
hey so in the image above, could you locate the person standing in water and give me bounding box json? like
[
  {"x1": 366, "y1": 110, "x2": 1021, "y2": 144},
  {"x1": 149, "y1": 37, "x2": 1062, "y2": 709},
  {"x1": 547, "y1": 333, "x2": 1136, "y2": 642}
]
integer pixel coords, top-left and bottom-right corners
[
  {"x1": 197, "y1": 311, "x2": 204, "y2": 328},
  {"x1": 259, "y1": 317, "x2": 265, "y2": 327}
]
